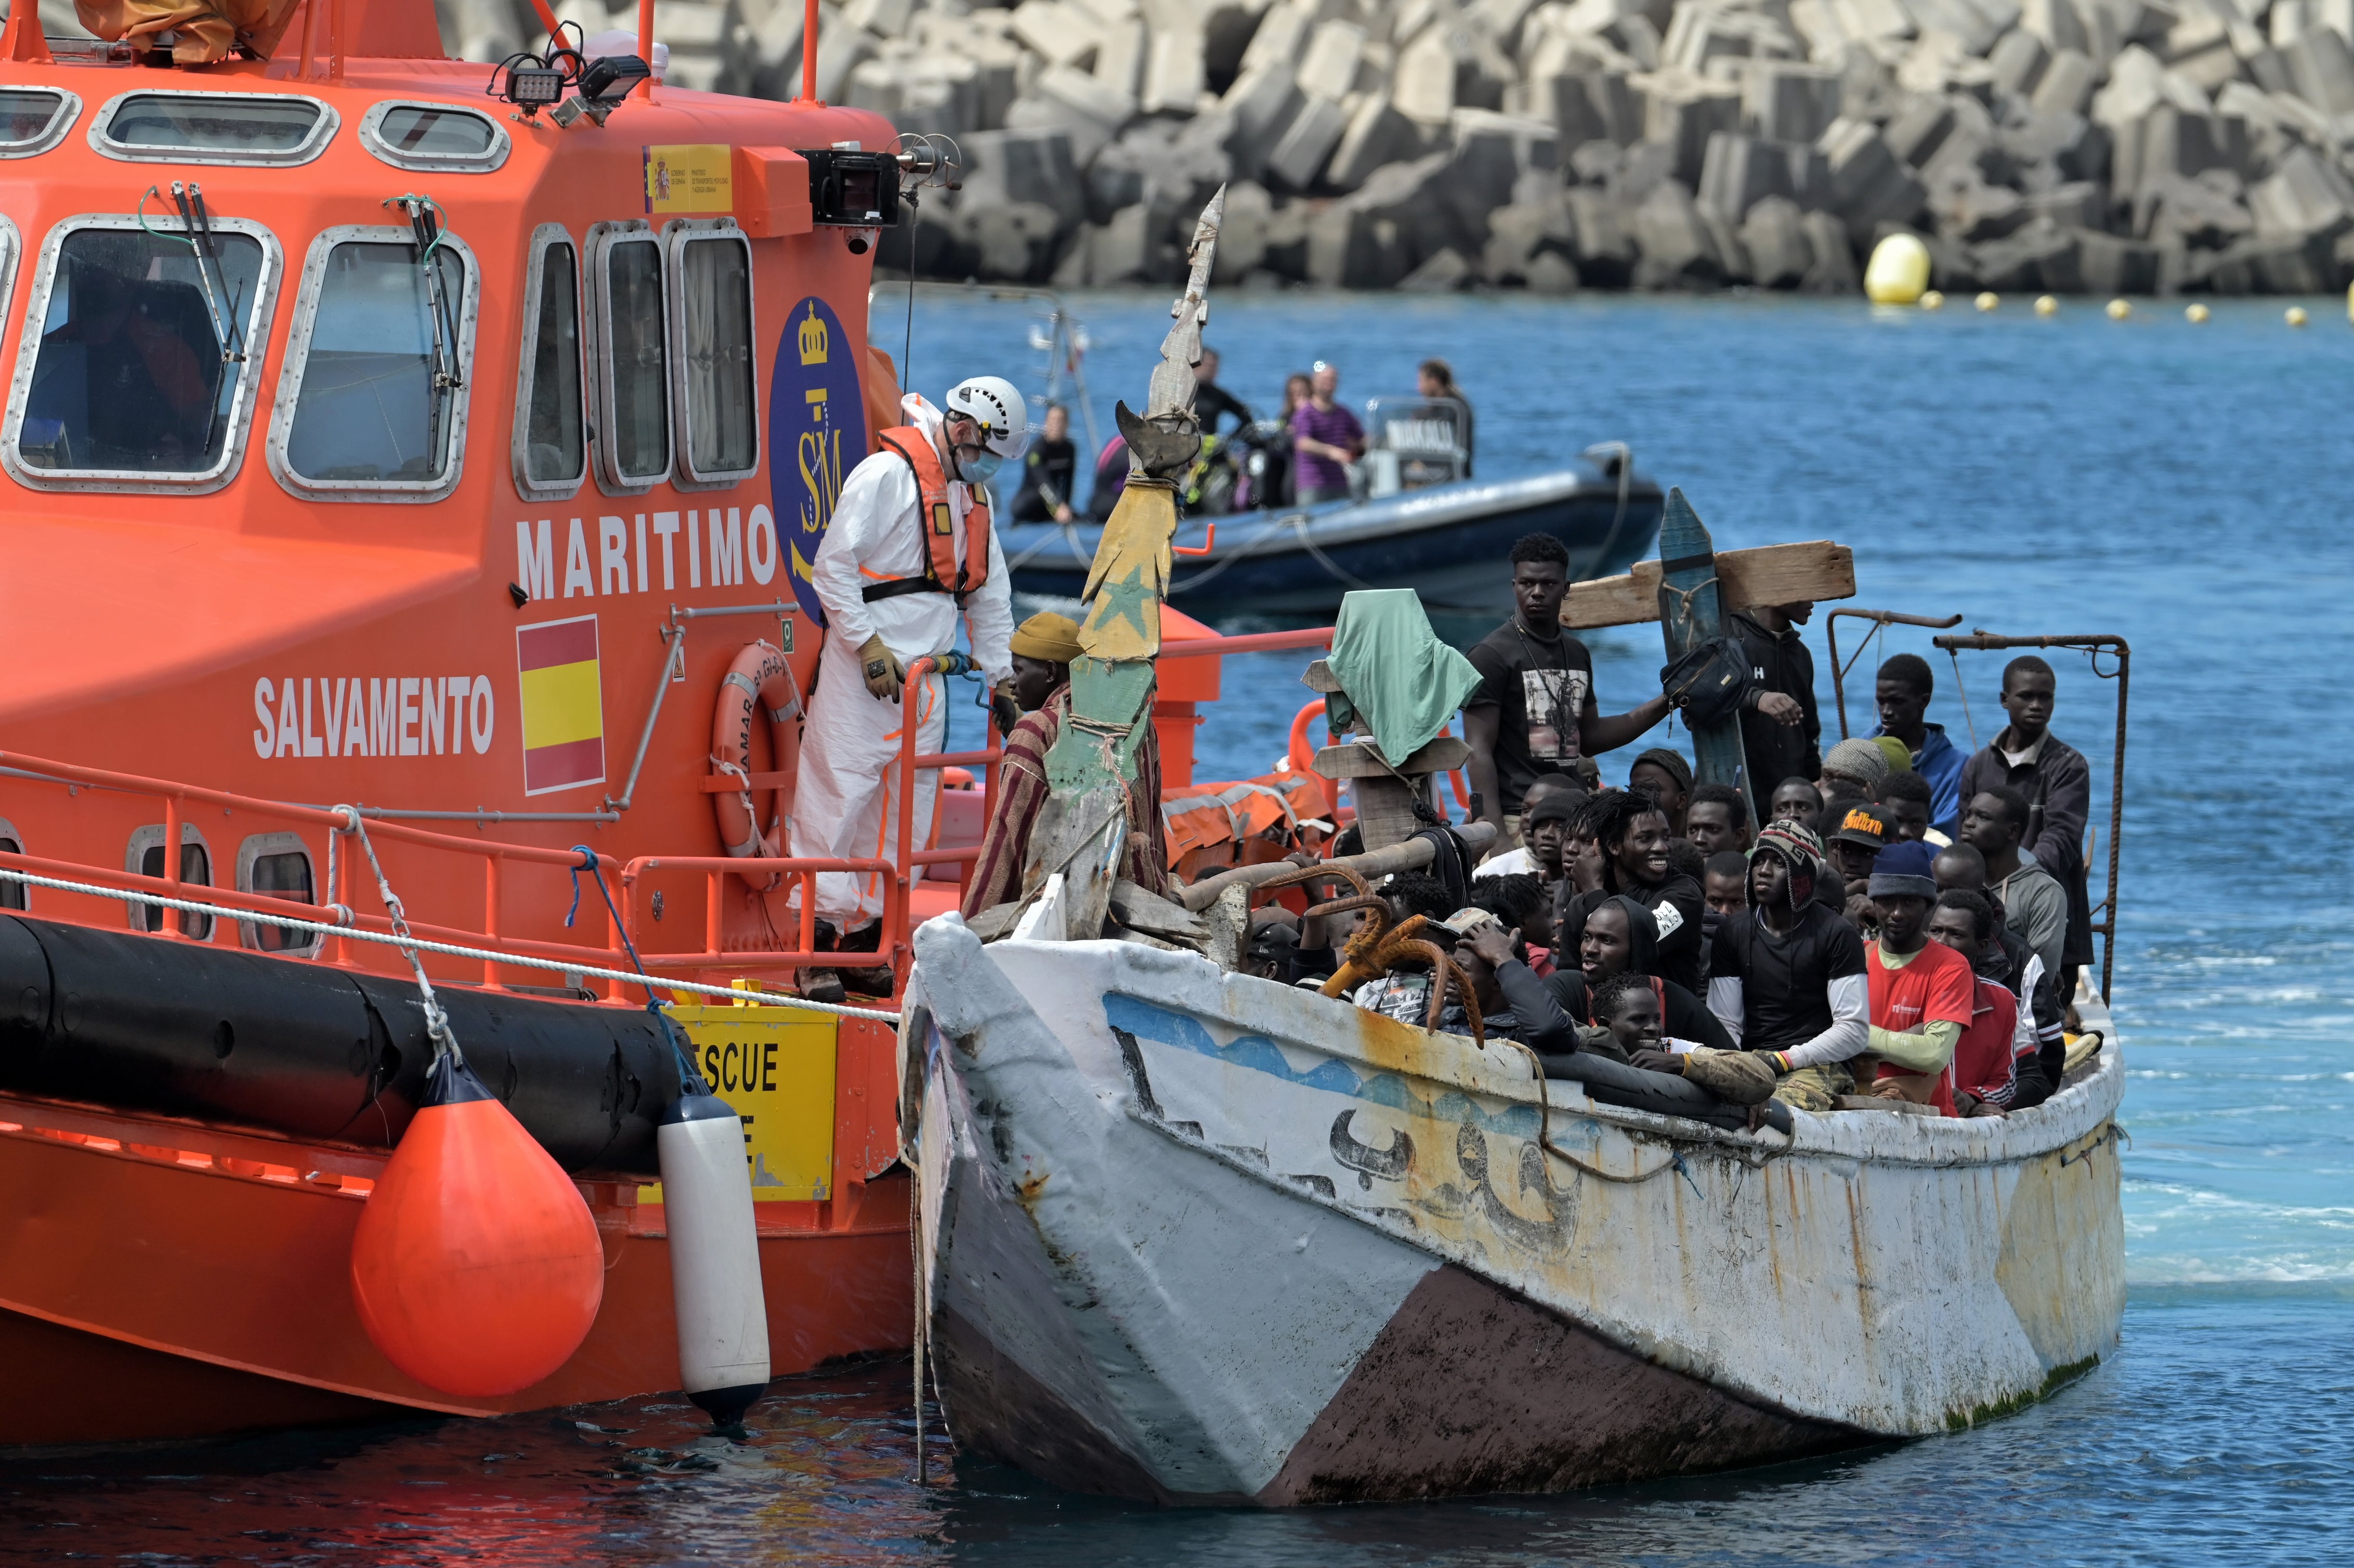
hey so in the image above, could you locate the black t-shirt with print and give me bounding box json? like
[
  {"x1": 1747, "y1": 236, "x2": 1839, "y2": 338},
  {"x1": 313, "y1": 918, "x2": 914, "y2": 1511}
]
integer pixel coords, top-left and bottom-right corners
[
  {"x1": 1708, "y1": 903, "x2": 1868, "y2": 1055},
  {"x1": 1464, "y1": 620, "x2": 1594, "y2": 815}
]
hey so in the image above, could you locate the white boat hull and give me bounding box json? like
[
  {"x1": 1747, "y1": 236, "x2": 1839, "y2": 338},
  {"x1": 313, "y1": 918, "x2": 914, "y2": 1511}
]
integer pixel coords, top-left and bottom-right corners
[{"x1": 904, "y1": 918, "x2": 2126, "y2": 1505}]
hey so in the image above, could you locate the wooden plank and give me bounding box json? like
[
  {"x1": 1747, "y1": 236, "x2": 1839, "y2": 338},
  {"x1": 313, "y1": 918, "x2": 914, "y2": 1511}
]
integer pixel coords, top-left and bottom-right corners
[{"x1": 1562, "y1": 540, "x2": 1856, "y2": 630}]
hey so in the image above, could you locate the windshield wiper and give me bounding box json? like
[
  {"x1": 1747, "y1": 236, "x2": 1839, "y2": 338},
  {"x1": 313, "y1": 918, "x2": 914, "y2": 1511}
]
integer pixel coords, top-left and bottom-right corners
[
  {"x1": 385, "y1": 193, "x2": 466, "y2": 463},
  {"x1": 165, "y1": 181, "x2": 246, "y2": 364}
]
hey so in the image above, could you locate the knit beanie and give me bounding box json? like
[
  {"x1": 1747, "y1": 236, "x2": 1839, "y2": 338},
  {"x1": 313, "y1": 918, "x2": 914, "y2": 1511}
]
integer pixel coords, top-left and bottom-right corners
[
  {"x1": 1822, "y1": 737, "x2": 1892, "y2": 788},
  {"x1": 1867, "y1": 839, "x2": 1940, "y2": 900},
  {"x1": 1009, "y1": 612, "x2": 1082, "y2": 663},
  {"x1": 1631, "y1": 747, "x2": 1694, "y2": 795}
]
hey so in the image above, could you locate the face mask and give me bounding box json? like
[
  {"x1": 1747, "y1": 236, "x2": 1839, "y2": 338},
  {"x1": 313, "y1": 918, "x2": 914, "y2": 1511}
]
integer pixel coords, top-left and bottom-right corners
[{"x1": 960, "y1": 449, "x2": 1001, "y2": 485}]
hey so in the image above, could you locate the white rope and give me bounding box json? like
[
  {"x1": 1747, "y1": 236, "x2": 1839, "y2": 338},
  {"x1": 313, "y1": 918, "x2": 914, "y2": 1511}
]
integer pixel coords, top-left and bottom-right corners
[
  {"x1": 341, "y1": 808, "x2": 464, "y2": 1067},
  {"x1": 0, "y1": 865, "x2": 903, "y2": 1024}
]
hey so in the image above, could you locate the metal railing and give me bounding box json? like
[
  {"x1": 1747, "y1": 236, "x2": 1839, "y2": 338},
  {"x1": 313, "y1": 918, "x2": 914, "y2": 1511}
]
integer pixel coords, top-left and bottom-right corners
[{"x1": 1934, "y1": 632, "x2": 2130, "y2": 1007}]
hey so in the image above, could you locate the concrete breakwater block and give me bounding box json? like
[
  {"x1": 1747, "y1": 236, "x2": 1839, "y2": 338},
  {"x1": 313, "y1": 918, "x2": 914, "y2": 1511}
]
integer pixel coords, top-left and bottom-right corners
[{"x1": 507, "y1": 0, "x2": 2354, "y2": 296}]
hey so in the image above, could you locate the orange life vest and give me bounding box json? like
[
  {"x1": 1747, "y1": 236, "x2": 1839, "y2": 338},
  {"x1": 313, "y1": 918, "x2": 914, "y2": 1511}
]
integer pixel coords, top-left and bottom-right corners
[{"x1": 861, "y1": 426, "x2": 990, "y2": 606}]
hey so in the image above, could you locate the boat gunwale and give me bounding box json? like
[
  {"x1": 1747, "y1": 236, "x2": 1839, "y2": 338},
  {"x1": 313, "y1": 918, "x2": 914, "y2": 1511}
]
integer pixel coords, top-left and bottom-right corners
[
  {"x1": 998, "y1": 468, "x2": 1667, "y2": 569},
  {"x1": 981, "y1": 934, "x2": 2126, "y2": 1174}
]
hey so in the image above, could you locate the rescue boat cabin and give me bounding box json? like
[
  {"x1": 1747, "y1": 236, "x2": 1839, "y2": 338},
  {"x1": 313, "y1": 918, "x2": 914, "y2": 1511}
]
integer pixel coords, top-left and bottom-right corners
[{"x1": 0, "y1": 0, "x2": 929, "y2": 992}]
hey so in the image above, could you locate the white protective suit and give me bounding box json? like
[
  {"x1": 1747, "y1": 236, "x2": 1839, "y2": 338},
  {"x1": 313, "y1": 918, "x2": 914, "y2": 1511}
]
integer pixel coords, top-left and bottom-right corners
[{"x1": 790, "y1": 395, "x2": 1014, "y2": 929}]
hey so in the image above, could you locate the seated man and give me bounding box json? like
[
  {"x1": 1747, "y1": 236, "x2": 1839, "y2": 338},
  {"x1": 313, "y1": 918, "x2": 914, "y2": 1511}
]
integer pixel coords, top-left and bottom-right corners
[
  {"x1": 1628, "y1": 749, "x2": 1693, "y2": 837},
  {"x1": 1818, "y1": 736, "x2": 1891, "y2": 803},
  {"x1": 1707, "y1": 821, "x2": 1869, "y2": 1110},
  {"x1": 962, "y1": 613, "x2": 1167, "y2": 916},
  {"x1": 1702, "y1": 850, "x2": 1748, "y2": 953},
  {"x1": 1875, "y1": 769, "x2": 1951, "y2": 847},
  {"x1": 1565, "y1": 894, "x2": 1736, "y2": 1050},
  {"x1": 1824, "y1": 801, "x2": 1891, "y2": 934},
  {"x1": 1451, "y1": 911, "x2": 1582, "y2": 1050},
  {"x1": 1959, "y1": 785, "x2": 2067, "y2": 983},
  {"x1": 1932, "y1": 843, "x2": 2065, "y2": 1105},
  {"x1": 1770, "y1": 776, "x2": 1824, "y2": 833},
  {"x1": 1839, "y1": 842, "x2": 1975, "y2": 1114},
  {"x1": 1871, "y1": 654, "x2": 1966, "y2": 836},
  {"x1": 1925, "y1": 889, "x2": 2023, "y2": 1117},
  {"x1": 1470, "y1": 871, "x2": 1553, "y2": 974},
  {"x1": 1475, "y1": 773, "x2": 1583, "y2": 878},
  {"x1": 1556, "y1": 789, "x2": 1705, "y2": 994},
  {"x1": 1683, "y1": 782, "x2": 1752, "y2": 856}
]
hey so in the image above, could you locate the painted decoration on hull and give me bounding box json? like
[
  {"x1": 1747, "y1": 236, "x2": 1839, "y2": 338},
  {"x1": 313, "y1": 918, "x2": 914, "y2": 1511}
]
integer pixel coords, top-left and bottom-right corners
[
  {"x1": 516, "y1": 615, "x2": 605, "y2": 795},
  {"x1": 770, "y1": 297, "x2": 865, "y2": 629}
]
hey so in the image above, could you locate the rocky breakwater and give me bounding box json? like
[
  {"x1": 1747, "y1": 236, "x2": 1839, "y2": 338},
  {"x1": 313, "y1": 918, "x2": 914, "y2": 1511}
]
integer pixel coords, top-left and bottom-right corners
[{"x1": 440, "y1": 0, "x2": 2354, "y2": 295}]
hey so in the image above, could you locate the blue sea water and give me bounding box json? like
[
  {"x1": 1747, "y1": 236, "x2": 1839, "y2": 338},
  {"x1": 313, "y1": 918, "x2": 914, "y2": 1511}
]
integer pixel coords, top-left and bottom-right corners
[{"x1": 4, "y1": 293, "x2": 2350, "y2": 1564}]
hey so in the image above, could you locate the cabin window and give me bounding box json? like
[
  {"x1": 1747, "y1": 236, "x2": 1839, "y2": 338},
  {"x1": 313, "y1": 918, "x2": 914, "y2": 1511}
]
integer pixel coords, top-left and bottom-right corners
[
  {"x1": 668, "y1": 223, "x2": 758, "y2": 488},
  {"x1": 5, "y1": 217, "x2": 279, "y2": 490},
  {"x1": 588, "y1": 224, "x2": 669, "y2": 490},
  {"x1": 513, "y1": 225, "x2": 586, "y2": 499},
  {"x1": 358, "y1": 100, "x2": 509, "y2": 174},
  {"x1": 268, "y1": 224, "x2": 478, "y2": 503},
  {"x1": 90, "y1": 90, "x2": 337, "y2": 167},
  {"x1": 126, "y1": 826, "x2": 213, "y2": 941},
  {"x1": 0, "y1": 819, "x2": 25, "y2": 911},
  {"x1": 0, "y1": 88, "x2": 79, "y2": 159},
  {"x1": 236, "y1": 832, "x2": 317, "y2": 954}
]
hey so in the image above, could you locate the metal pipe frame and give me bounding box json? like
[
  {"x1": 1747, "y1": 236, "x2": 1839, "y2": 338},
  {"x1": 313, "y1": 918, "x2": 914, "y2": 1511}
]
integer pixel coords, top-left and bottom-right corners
[
  {"x1": 1826, "y1": 608, "x2": 1965, "y2": 738},
  {"x1": 1933, "y1": 632, "x2": 2130, "y2": 1007}
]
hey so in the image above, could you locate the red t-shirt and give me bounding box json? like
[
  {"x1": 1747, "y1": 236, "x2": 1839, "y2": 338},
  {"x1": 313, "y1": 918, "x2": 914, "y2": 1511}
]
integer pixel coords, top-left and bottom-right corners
[
  {"x1": 1948, "y1": 976, "x2": 2021, "y2": 1110},
  {"x1": 1867, "y1": 942, "x2": 1977, "y2": 1115}
]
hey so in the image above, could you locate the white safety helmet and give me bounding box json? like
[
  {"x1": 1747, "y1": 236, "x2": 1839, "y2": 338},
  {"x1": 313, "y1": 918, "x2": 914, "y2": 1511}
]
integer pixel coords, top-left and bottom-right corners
[{"x1": 943, "y1": 375, "x2": 1030, "y2": 463}]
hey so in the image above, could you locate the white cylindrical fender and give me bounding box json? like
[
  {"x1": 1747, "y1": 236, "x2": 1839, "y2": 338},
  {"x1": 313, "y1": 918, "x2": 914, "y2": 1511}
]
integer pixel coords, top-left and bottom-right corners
[{"x1": 658, "y1": 1092, "x2": 771, "y2": 1428}]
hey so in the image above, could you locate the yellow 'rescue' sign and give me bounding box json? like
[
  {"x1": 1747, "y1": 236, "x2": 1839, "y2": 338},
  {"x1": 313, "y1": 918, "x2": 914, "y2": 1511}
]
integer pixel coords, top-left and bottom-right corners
[
  {"x1": 649, "y1": 1003, "x2": 837, "y2": 1202},
  {"x1": 643, "y1": 143, "x2": 733, "y2": 214}
]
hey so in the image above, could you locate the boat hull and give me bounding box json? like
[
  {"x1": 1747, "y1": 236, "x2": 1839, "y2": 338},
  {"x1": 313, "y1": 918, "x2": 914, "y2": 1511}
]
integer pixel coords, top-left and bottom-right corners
[
  {"x1": 1002, "y1": 467, "x2": 1664, "y2": 616},
  {"x1": 905, "y1": 920, "x2": 2126, "y2": 1505},
  {"x1": 0, "y1": 1076, "x2": 911, "y2": 1449}
]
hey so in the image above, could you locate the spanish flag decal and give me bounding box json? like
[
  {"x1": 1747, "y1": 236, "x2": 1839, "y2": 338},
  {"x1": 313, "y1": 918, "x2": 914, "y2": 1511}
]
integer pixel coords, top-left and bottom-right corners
[{"x1": 516, "y1": 615, "x2": 605, "y2": 796}]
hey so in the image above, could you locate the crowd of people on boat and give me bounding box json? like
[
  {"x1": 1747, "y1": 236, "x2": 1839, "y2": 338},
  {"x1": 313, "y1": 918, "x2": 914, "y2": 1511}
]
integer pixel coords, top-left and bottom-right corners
[
  {"x1": 1250, "y1": 531, "x2": 2096, "y2": 1122},
  {"x1": 1003, "y1": 352, "x2": 1474, "y2": 524},
  {"x1": 785, "y1": 365, "x2": 2090, "y2": 1125}
]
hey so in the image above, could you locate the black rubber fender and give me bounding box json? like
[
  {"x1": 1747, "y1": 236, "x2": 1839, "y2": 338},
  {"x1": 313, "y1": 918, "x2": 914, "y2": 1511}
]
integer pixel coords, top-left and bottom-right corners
[{"x1": 0, "y1": 914, "x2": 690, "y2": 1173}]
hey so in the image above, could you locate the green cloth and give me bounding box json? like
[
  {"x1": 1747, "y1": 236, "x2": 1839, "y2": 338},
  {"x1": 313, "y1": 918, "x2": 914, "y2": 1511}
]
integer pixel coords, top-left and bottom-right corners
[{"x1": 1326, "y1": 590, "x2": 1483, "y2": 769}]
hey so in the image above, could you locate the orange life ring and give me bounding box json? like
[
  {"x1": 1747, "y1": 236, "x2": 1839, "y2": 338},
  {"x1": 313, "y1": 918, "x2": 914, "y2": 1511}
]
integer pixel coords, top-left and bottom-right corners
[
  {"x1": 1287, "y1": 700, "x2": 1337, "y2": 819},
  {"x1": 710, "y1": 641, "x2": 802, "y2": 860}
]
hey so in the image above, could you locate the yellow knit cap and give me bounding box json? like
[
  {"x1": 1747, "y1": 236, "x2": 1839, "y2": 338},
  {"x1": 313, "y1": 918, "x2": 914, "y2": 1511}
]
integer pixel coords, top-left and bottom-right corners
[{"x1": 1009, "y1": 612, "x2": 1081, "y2": 664}]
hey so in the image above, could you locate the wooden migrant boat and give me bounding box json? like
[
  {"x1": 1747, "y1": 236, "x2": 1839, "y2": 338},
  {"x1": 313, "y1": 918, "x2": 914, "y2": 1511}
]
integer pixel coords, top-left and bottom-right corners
[{"x1": 901, "y1": 196, "x2": 2131, "y2": 1505}]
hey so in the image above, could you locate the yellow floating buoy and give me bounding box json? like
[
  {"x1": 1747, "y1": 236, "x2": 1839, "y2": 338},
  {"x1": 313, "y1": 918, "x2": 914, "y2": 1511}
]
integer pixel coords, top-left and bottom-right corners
[
  {"x1": 2286, "y1": 305, "x2": 2310, "y2": 328},
  {"x1": 2186, "y1": 303, "x2": 2211, "y2": 323},
  {"x1": 2034, "y1": 295, "x2": 2058, "y2": 316},
  {"x1": 1975, "y1": 291, "x2": 1999, "y2": 311},
  {"x1": 2346, "y1": 281, "x2": 2353, "y2": 324},
  {"x1": 1864, "y1": 233, "x2": 1932, "y2": 305},
  {"x1": 1920, "y1": 289, "x2": 1946, "y2": 310},
  {"x1": 2105, "y1": 298, "x2": 2131, "y2": 320}
]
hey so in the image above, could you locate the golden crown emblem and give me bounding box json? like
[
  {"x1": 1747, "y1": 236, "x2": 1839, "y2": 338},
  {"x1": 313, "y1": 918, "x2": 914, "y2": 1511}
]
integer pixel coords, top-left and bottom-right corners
[{"x1": 797, "y1": 305, "x2": 829, "y2": 366}]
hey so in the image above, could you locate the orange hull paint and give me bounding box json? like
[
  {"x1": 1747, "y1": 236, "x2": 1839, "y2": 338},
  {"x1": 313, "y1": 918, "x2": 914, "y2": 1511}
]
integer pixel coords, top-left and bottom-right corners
[{"x1": 0, "y1": 1091, "x2": 911, "y2": 1447}]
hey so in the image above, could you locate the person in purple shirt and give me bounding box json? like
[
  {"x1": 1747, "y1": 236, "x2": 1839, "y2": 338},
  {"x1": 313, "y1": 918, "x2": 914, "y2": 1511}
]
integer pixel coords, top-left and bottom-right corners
[{"x1": 1289, "y1": 360, "x2": 1364, "y2": 504}]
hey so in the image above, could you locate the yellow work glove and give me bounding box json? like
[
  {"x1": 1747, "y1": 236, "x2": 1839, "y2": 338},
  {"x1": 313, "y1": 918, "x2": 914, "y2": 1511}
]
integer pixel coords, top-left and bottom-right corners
[{"x1": 858, "y1": 634, "x2": 904, "y2": 702}]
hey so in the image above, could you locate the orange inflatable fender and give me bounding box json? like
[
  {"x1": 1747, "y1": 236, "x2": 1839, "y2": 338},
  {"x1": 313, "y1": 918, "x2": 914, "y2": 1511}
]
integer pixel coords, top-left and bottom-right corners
[
  {"x1": 349, "y1": 1054, "x2": 603, "y2": 1398},
  {"x1": 710, "y1": 641, "x2": 802, "y2": 859}
]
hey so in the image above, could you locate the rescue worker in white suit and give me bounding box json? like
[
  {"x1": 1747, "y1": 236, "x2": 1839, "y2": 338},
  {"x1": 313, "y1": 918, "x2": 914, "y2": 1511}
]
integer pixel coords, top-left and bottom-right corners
[{"x1": 791, "y1": 376, "x2": 1025, "y2": 1002}]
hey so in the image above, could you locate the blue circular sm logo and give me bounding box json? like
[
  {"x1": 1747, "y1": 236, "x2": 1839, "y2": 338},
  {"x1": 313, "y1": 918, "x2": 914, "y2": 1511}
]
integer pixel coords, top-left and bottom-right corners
[{"x1": 768, "y1": 297, "x2": 868, "y2": 628}]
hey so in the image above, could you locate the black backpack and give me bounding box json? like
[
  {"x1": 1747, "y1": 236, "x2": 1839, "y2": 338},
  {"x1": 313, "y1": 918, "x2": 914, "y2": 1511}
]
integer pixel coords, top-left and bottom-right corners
[{"x1": 1659, "y1": 636, "x2": 1755, "y2": 728}]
